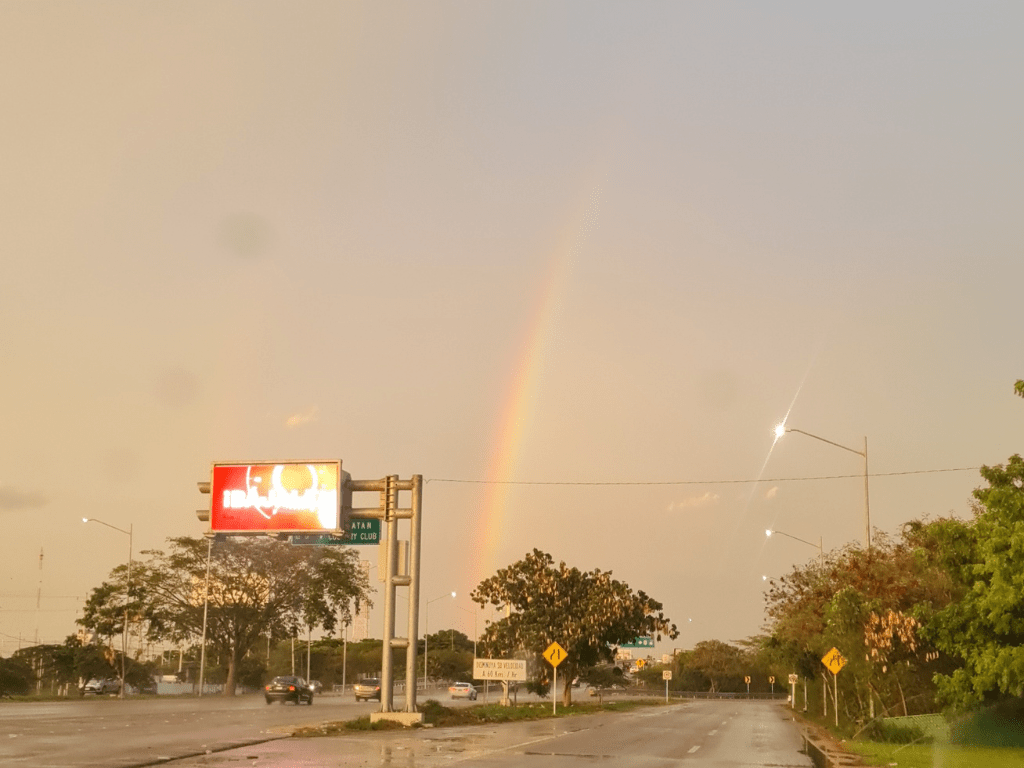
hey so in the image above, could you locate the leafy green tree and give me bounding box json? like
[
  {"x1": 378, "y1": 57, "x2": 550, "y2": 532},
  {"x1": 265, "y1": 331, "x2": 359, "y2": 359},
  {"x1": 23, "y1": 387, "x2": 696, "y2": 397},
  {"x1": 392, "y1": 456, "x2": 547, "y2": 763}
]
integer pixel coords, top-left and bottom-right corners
[
  {"x1": 79, "y1": 536, "x2": 371, "y2": 696},
  {"x1": 764, "y1": 530, "x2": 952, "y2": 718},
  {"x1": 671, "y1": 649, "x2": 709, "y2": 691},
  {"x1": 78, "y1": 578, "x2": 139, "y2": 647},
  {"x1": 0, "y1": 656, "x2": 34, "y2": 696},
  {"x1": 685, "y1": 640, "x2": 747, "y2": 692},
  {"x1": 317, "y1": 638, "x2": 382, "y2": 683},
  {"x1": 429, "y1": 629, "x2": 473, "y2": 654},
  {"x1": 472, "y1": 549, "x2": 677, "y2": 706},
  {"x1": 428, "y1": 647, "x2": 473, "y2": 682},
  {"x1": 926, "y1": 455, "x2": 1024, "y2": 711},
  {"x1": 579, "y1": 663, "x2": 624, "y2": 696}
]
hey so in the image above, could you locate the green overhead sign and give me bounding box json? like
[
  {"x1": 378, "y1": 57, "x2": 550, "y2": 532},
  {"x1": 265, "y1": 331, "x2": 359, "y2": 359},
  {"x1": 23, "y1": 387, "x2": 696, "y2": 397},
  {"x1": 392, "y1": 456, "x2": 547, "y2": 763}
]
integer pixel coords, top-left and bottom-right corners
[
  {"x1": 291, "y1": 518, "x2": 381, "y2": 546},
  {"x1": 620, "y1": 637, "x2": 655, "y2": 649}
]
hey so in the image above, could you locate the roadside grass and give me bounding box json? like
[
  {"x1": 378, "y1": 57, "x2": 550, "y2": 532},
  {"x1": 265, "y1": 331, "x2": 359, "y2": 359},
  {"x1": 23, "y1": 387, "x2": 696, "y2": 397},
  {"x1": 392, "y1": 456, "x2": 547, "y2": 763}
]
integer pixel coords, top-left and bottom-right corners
[
  {"x1": 846, "y1": 741, "x2": 1024, "y2": 768},
  {"x1": 795, "y1": 703, "x2": 1024, "y2": 767},
  {"x1": 292, "y1": 697, "x2": 665, "y2": 736}
]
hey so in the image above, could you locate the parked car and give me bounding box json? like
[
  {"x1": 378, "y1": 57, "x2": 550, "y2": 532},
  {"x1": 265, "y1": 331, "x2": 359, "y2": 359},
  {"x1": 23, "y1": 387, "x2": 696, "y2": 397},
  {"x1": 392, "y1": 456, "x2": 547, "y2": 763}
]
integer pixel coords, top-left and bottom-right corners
[
  {"x1": 83, "y1": 678, "x2": 121, "y2": 695},
  {"x1": 264, "y1": 675, "x2": 314, "y2": 705},
  {"x1": 449, "y1": 682, "x2": 478, "y2": 700},
  {"x1": 353, "y1": 678, "x2": 382, "y2": 702},
  {"x1": 129, "y1": 677, "x2": 158, "y2": 695}
]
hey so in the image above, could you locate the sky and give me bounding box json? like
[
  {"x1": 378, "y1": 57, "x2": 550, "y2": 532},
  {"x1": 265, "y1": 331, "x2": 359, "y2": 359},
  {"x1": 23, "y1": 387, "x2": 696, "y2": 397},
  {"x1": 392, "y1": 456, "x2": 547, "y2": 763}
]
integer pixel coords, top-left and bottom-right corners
[{"x1": 2, "y1": 2, "x2": 1022, "y2": 659}]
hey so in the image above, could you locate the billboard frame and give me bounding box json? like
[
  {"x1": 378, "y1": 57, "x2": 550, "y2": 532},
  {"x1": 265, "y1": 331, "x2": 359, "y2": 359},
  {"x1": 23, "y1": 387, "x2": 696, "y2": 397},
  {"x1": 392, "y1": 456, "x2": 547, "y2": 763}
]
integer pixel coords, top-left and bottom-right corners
[{"x1": 208, "y1": 459, "x2": 348, "y2": 535}]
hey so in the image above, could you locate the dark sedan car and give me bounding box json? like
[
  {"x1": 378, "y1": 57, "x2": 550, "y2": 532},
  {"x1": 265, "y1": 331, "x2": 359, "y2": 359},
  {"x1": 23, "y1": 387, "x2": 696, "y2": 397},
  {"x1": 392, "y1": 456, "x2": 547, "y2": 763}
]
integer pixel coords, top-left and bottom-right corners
[{"x1": 264, "y1": 675, "x2": 314, "y2": 705}]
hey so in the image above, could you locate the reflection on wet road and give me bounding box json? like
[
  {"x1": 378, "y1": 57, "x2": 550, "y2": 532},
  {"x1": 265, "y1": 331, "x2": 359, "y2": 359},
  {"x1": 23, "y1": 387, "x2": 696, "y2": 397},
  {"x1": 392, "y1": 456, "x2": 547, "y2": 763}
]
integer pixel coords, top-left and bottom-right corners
[{"x1": 165, "y1": 700, "x2": 813, "y2": 767}]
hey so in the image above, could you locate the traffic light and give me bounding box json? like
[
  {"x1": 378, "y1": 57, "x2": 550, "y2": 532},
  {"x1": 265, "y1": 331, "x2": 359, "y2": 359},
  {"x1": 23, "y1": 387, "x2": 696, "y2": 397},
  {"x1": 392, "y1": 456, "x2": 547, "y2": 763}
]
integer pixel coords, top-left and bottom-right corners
[{"x1": 197, "y1": 480, "x2": 210, "y2": 522}]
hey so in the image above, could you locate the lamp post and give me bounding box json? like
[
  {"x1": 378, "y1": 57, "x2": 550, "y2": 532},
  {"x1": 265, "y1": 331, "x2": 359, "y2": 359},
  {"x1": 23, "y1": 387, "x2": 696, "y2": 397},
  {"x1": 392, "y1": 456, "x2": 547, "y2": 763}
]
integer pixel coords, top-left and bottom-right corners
[
  {"x1": 456, "y1": 604, "x2": 479, "y2": 658},
  {"x1": 766, "y1": 528, "x2": 824, "y2": 568},
  {"x1": 424, "y1": 592, "x2": 455, "y2": 691},
  {"x1": 83, "y1": 518, "x2": 132, "y2": 698},
  {"x1": 775, "y1": 425, "x2": 871, "y2": 551}
]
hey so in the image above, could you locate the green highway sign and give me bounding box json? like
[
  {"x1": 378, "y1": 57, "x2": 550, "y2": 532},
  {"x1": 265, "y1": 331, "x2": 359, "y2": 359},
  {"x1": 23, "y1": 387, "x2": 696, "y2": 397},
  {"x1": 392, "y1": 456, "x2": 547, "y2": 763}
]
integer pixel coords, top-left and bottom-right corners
[
  {"x1": 345, "y1": 519, "x2": 381, "y2": 544},
  {"x1": 291, "y1": 534, "x2": 346, "y2": 546},
  {"x1": 291, "y1": 518, "x2": 381, "y2": 546},
  {"x1": 620, "y1": 637, "x2": 655, "y2": 649}
]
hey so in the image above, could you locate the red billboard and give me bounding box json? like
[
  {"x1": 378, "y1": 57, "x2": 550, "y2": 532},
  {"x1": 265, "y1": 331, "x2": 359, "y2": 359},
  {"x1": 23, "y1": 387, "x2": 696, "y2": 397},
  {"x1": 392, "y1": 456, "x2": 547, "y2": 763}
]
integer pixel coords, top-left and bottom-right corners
[{"x1": 210, "y1": 461, "x2": 342, "y2": 532}]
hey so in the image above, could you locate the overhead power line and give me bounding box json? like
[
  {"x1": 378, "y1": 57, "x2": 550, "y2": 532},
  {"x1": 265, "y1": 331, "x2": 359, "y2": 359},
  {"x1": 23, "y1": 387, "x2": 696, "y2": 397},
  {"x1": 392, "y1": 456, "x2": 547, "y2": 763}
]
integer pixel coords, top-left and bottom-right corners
[{"x1": 428, "y1": 466, "x2": 981, "y2": 487}]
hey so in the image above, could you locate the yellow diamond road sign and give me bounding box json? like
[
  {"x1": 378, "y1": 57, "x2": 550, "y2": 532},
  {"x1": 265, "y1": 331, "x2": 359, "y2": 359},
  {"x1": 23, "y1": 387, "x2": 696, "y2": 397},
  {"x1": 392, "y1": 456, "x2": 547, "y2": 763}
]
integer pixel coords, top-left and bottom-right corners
[
  {"x1": 543, "y1": 642, "x2": 567, "y2": 668},
  {"x1": 822, "y1": 647, "x2": 847, "y2": 675}
]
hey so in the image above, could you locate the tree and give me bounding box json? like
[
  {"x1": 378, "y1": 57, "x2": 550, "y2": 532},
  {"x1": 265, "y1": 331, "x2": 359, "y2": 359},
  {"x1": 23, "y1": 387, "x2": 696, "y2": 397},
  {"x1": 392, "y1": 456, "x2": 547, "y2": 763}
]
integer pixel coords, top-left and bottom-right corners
[
  {"x1": 764, "y1": 529, "x2": 953, "y2": 718},
  {"x1": 79, "y1": 536, "x2": 371, "y2": 696},
  {"x1": 0, "y1": 656, "x2": 33, "y2": 696},
  {"x1": 685, "y1": 640, "x2": 747, "y2": 692},
  {"x1": 471, "y1": 549, "x2": 678, "y2": 706},
  {"x1": 927, "y1": 455, "x2": 1024, "y2": 711}
]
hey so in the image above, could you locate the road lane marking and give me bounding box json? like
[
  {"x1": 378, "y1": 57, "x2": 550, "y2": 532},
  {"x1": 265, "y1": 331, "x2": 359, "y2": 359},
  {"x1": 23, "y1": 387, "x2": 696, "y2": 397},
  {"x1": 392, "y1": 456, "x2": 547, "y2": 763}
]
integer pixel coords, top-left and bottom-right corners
[
  {"x1": 708, "y1": 729, "x2": 718, "y2": 735},
  {"x1": 688, "y1": 746, "x2": 700, "y2": 753}
]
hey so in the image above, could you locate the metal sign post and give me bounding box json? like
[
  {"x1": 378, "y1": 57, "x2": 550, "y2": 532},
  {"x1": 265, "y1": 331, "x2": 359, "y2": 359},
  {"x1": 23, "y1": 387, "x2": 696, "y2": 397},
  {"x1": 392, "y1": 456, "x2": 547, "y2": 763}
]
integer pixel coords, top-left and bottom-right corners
[
  {"x1": 663, "y1": 670, "x2": 672, "y2": 703},
  {"x1": 821, "y1": 647, "x2": 847, "y2": 728},
  {"x1": 543, "y1": 642, "x2": 567, "y2": 715}
]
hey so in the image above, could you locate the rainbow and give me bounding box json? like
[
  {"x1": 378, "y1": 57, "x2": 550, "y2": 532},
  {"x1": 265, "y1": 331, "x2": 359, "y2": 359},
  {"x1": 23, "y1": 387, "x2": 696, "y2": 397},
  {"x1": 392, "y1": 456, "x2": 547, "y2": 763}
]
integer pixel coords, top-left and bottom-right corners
[{"x1": 469, "y1": 186, "x2": 602, "y2": 583}]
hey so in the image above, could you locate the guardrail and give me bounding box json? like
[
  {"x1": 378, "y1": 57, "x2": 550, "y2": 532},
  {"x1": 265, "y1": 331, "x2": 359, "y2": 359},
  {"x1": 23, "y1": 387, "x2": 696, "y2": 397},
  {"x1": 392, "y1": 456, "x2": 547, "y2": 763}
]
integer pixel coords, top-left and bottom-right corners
[
  {"x1": 155, "y1": 682, "x2": 258, "y2": 696},
  {"x1": 668, "y1": 691, "x2": 790, "y2": 701}
]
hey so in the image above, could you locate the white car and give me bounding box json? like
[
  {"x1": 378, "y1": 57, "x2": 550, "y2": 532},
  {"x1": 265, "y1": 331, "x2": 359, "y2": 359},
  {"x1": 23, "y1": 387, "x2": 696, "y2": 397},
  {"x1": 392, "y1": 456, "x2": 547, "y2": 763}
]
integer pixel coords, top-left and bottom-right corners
[
  {"x1": 449, "y1": 682, "x2": 478, "y2": 700},
  {"x1": 83, "y1": 677, "x2": 120, "y2": 695}
]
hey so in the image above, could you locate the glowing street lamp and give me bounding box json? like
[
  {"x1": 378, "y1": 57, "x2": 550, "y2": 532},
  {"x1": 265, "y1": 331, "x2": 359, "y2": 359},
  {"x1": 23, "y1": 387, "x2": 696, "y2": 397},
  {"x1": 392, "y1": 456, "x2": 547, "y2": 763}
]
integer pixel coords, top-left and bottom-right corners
[
  {"x1": 424, "y1": 591, "x2": 455, "y2": 690},
  {"x1": 82, "y1": 518, "x2": 133, "y2": 698},
  {"x1": 774, "y1": 424, "x2": 871, "y2": 550},
  {"x1": 766, "y1": 528, "x2": 824, "y2": 568}
]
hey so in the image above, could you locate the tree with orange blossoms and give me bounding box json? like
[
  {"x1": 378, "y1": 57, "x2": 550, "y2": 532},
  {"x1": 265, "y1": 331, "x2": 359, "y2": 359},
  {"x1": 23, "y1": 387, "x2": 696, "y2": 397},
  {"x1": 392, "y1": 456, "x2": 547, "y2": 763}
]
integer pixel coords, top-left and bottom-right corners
[
  {"x1": 472, "y1": 549, "x2": 677, "y2": 706},
  {"x1": 764, "y1": 529, "x2": 954, "y2": 718}
]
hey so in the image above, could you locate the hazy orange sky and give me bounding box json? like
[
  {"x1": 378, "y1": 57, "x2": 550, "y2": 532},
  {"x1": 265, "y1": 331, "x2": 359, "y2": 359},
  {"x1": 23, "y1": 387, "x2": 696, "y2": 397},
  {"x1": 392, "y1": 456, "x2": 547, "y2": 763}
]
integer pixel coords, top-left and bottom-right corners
[{"x1": 2, "y1": 2, "x2": 1022, "y2": 656}]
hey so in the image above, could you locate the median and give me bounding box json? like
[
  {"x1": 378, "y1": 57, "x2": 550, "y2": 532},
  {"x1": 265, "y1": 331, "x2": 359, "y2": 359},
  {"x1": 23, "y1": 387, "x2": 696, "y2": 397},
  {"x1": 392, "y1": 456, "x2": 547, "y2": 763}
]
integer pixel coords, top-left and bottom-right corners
[{"x1": 292, "y1": 697, "x2": 667, "y2": 736}]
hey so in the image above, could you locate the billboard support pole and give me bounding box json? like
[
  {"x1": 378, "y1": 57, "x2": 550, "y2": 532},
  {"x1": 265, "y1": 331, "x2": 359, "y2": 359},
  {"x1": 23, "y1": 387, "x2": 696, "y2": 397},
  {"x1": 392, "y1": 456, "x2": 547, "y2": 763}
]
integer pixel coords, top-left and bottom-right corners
[
  {"x1": 201, "y1": 464, "x2": 423, "y2": 723},
  {"x1": 347, "y1": 475, "x2": 423, "y2": 724},
  {"x1": 406, "y1": 475, "x2": 423, "y2": 714},
  {"x1": 198, "y1": 535, "x2": 212, "y2": 697},
  {"x1": 380, "y1": 476, "x2": 398, "y2": 712}
]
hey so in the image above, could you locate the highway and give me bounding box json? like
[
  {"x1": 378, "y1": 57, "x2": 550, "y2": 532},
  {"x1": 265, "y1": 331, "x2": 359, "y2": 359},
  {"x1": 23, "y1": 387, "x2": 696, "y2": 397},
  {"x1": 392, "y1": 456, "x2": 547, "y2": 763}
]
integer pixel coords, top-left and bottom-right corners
[
  {"x1": 0, "y1": 690, "x2": 430, "y2": 768},
  {"x1": 0, "y1": 696, "x2": 812, "y2": 767}
]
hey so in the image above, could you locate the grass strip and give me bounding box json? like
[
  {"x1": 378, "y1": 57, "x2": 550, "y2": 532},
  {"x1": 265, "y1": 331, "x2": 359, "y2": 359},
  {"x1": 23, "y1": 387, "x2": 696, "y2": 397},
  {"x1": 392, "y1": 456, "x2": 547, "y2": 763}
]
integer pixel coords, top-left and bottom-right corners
[
  {"x1": 292, "y1": 698, "x2": 665, "y2": 736},
  {"x1": 845, "y1": 741, "x2": 1024, "y2": 768}
]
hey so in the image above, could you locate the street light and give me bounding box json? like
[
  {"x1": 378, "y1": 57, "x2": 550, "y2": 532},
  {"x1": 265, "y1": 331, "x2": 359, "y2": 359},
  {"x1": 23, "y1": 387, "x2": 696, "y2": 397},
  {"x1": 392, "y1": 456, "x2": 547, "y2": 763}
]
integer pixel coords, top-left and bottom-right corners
[
  {"x1": 424, "y1": 591, "x2": 455, "y2": 691},
  {"x1": 456, "y1": 604, "x2": 479, "y2": 658},
  {"x1": 766, "y1": 528, "x2": 824, "y2": 568},
  {"x1": 775, "y1": 424, "x2": 871, "y2": 550},
  {"x1": 83, "y1": 518, "x2": 132, "y2": 698}
]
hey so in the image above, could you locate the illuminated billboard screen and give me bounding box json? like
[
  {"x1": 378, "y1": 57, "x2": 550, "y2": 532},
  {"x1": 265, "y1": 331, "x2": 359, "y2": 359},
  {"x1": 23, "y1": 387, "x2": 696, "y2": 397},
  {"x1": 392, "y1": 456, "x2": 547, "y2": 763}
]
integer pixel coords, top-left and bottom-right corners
[{"x1": 210, "y1": 461, "x2": 342, "y2": 532}]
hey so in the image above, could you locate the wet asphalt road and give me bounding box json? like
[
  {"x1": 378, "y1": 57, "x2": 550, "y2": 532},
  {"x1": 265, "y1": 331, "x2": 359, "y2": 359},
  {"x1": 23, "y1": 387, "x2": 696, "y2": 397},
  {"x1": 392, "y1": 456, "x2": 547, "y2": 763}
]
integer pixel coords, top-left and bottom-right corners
[
  {"x1": 120, "y1": 699, "x2": 811, "y2": 768},
  {"x1": 1, "y1": 694, "x2": 811, "y2": 768},
  {"x1": 0, "y1": 690, "x2": 446, "y2": 768}
]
